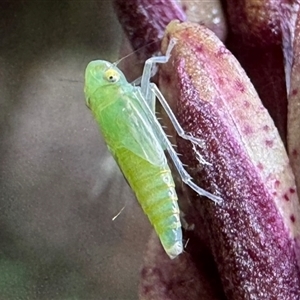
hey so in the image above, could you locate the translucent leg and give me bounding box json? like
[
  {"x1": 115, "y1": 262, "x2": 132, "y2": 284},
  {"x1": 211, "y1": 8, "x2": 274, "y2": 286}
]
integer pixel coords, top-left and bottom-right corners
[
  {"x1": 140, "y1": 39, "x2": 205, "y2": 147},
  {"x1": 131, "y1": 76, "x2": 142, "y2": 86},
  {"x1": 151, "y1": 83, "x2": 211, "y2": 165},
  {"x1": 135, "y1": 88, "x2": 223, "y2": 205},
  {"x1": 156, "y1": 115, "x2": 223, "y2": 204},
  {"x1": 151, "y1": 84, "x2": 206, "y2": 145},
  {"x1": 141, "y1": 38, "x2": 177, "y2": 112},
  {"x1": 137, "y1": 38, "x2": 222, "y2": 204}
]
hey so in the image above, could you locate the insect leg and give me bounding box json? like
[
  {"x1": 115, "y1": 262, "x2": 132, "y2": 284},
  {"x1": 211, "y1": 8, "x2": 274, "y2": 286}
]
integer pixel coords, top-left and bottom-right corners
[
  {"x1": 137, "y1": 39, "x2": 222, "y2": 204},
  {"x1": 151, "y1": 84, "x2": 205, "y2": 146},
  {"x1": 149, "y1": 83, "x2": 223, "y2": 204},
  {"x1": 140, "y1": 40, "x2": 206, "y2": 146},
  {"x1": 140, "y1": 38, "x2": 177, "y2": 112},
  {"x1": 139, "y1": 38, "x2": 205, "y2": 146},
  {"x1": 136, "y1": 87, "x2": 223, "y2": 205},
  {"x1": 158, "y1": 119, "x2": 222, "y2": 203}
]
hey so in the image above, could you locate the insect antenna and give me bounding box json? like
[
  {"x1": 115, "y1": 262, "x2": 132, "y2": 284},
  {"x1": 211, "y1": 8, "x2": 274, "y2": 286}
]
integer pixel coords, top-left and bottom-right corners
[
  {"x1": 113, "y1": 40, "x2": 159, "y2": 67},
  {"x1": 58, "y1": 78, "x2": 82, "y2": 83}
]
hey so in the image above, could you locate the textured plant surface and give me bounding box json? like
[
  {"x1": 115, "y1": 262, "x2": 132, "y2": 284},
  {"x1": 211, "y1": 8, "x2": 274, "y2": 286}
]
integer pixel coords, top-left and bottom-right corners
[
  {"x1": 113, "y1": 1, "x2": 300, "y2": 299},
  {"x1": 289, "y1": 6, "x2": 300, "y2": 207}
]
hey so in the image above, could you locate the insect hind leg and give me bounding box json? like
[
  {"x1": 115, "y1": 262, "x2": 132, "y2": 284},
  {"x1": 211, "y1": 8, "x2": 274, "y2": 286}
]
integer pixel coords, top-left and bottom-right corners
[
  {"x1": 137, "y1": 39, "x2": 222, "y2": 204},
  {"x1": 148, "y1": 86, "x2": 222, "y2": 205},
  {"x1": 136, "y1": 80, "x2": 222, "y2": 204},
  {"x1": 165, "y1": 133, "x2": 223, "y2": 204},
  {"x1": 151, "y1": 84, "x2": 207, "y2": 149}
]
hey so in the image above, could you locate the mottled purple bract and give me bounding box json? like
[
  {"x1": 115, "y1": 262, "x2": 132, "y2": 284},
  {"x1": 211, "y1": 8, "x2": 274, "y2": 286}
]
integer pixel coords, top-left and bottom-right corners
[{"x1": 157, "y1": 21, "x2": 300, "y2": 300}]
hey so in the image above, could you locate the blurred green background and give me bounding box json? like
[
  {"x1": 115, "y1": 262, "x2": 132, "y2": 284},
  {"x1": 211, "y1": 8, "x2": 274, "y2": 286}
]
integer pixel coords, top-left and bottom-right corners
[{"x1": 0, "y1": 1, "x2": 151, "y2": 299}]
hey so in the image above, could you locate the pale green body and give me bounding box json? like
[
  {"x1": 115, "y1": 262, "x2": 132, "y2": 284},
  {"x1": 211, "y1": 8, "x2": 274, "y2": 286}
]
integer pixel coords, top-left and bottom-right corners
[{"x1": 84, "y1": 60, "x2": 182, "y2": 258}]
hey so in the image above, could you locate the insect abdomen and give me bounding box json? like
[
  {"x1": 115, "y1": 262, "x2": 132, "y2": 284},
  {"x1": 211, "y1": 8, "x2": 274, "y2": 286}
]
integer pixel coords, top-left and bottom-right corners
[{"x1": 116, "y1": 148, "x2": 183, "y2": 259}]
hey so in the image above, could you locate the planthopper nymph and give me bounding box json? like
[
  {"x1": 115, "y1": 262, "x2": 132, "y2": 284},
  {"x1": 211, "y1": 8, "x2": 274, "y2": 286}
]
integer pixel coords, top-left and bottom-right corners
[{"x1": 84, "y1": 39, "x2": 222, "y2": 259}]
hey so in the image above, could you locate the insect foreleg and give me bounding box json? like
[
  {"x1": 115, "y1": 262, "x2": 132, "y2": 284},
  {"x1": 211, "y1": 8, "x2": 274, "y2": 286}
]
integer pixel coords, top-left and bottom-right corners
[
  {"x1": 140, "y1": 38, "x2": 177, "y2": 112},
  {"x1": 131, "y1": 76, "x2": 142, "y2": 86},
  {"x1": 140, "y1": 39, "x2": 206, "y2": 147}
]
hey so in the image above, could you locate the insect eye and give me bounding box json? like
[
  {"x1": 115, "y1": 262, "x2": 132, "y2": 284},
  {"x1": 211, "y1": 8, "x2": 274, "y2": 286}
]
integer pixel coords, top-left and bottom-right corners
[{"x1": 104, "y1": 69, "x2": 120, "y2": 83}]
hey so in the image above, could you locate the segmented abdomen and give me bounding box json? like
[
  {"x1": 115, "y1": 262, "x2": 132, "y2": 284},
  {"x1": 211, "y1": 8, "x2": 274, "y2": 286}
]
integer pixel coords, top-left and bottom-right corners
[{"x1": 116, "y1": 147, "x2": 183, "y2": 259}]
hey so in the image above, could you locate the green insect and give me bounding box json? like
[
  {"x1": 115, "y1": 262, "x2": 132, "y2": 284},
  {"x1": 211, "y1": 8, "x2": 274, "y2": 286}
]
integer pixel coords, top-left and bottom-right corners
[{"x1": 84, "y1": 39, "x2": 222, "y2": 259}]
